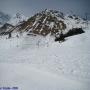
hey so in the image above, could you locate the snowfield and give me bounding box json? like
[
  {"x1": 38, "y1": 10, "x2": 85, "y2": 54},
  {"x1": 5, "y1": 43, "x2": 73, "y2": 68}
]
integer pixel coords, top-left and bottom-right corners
[
  {"x1": 0, "y1": 27, "x2": 90, "y2": 90},
  {"x1": 0, "y1": 63, "x2": 89, "y2": 90}
]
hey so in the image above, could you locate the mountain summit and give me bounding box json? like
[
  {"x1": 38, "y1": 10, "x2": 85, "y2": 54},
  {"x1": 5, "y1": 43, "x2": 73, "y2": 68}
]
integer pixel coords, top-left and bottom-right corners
[
  {"x1": 17, "y1": 9, "x2": 85, "y2": 36},
  {"x1": 15, "y1": 9, "x2": 67, "y2": 35}
]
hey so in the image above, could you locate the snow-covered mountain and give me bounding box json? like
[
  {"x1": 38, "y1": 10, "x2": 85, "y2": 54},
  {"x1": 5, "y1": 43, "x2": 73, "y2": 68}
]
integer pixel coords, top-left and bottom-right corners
[
  {"x1": 0, "y1": 12, "x2": 27, "y2": 35},
  {"x1": 0, "y1": 23, "x2": 14, "y2": 35},
  {"x1": 11, "y1": 9, "x2": 86, "y2": 36},
  {"x1": 26, "y1": 9, "x2": 66, "y2": 36},
  {"x1": 0, "y1": 9, "x2": 87, "y2": 39},
  {"x1": 64, "y1": 14, "x2": 86, "y2": 32},
  {"x1": 8, "y1": 13, "x2": 27, "y2": 26}
]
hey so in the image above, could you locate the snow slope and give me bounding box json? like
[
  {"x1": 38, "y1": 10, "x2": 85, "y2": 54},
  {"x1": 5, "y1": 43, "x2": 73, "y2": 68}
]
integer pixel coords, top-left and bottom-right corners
[
  {"x1": 0, "y1": 27, "x2": 90, "y2": 89},
  {"x1": 0, "y1": 63, "x2": 89, "y2": 90},
  {"x1": 8, "y1": 13, "x2": 27, "y2": 26}
]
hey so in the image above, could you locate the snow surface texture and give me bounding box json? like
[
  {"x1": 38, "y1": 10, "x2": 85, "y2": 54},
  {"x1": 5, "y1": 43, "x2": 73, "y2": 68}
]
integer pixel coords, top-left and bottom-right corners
[
  {"x1": 0, "y1": 26, "x2": 90, "y2": 90},
  {"x1": 0, "y1": 63, "x2": 89, "y2": 90}
]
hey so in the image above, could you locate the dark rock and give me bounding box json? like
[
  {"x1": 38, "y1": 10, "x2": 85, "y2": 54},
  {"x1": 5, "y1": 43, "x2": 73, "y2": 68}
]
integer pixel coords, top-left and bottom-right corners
[
  {"x1": 64, "y1": 28, "x2": 85, "y2": 37},
  {"x1": 55, "y1": 28, "x2": 85, "y2": 42}
]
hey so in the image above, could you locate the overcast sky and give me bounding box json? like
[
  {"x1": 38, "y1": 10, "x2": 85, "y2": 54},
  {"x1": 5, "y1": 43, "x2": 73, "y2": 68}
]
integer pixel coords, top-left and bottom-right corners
[{"x1": 0, "y1": 0, "x2": 90, "y2": 18}]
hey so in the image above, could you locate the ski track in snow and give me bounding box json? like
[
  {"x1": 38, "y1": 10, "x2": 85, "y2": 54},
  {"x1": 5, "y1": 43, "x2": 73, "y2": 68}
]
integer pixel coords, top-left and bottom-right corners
[{"x1": 0, "y1": 28, "x2": 90, "y2": 90}]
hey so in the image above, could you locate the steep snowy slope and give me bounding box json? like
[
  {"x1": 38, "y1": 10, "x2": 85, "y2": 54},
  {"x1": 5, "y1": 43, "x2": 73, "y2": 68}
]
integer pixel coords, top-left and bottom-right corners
[
  {"x1": 8, "y1": 13, "x2": 27, "y2": 26},
  {"x1": 64, "y1": 14, "x2": 86, "y2": 33}
]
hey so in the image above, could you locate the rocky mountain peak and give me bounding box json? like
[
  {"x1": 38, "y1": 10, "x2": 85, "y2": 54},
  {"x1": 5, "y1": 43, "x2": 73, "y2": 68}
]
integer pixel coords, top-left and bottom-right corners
[
  {"x1": 20, "y1": 9, "x2": 66, "y2": 36},
  {"x1": 0, "y1": 9, "x2": 86, "y2": 38}
]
